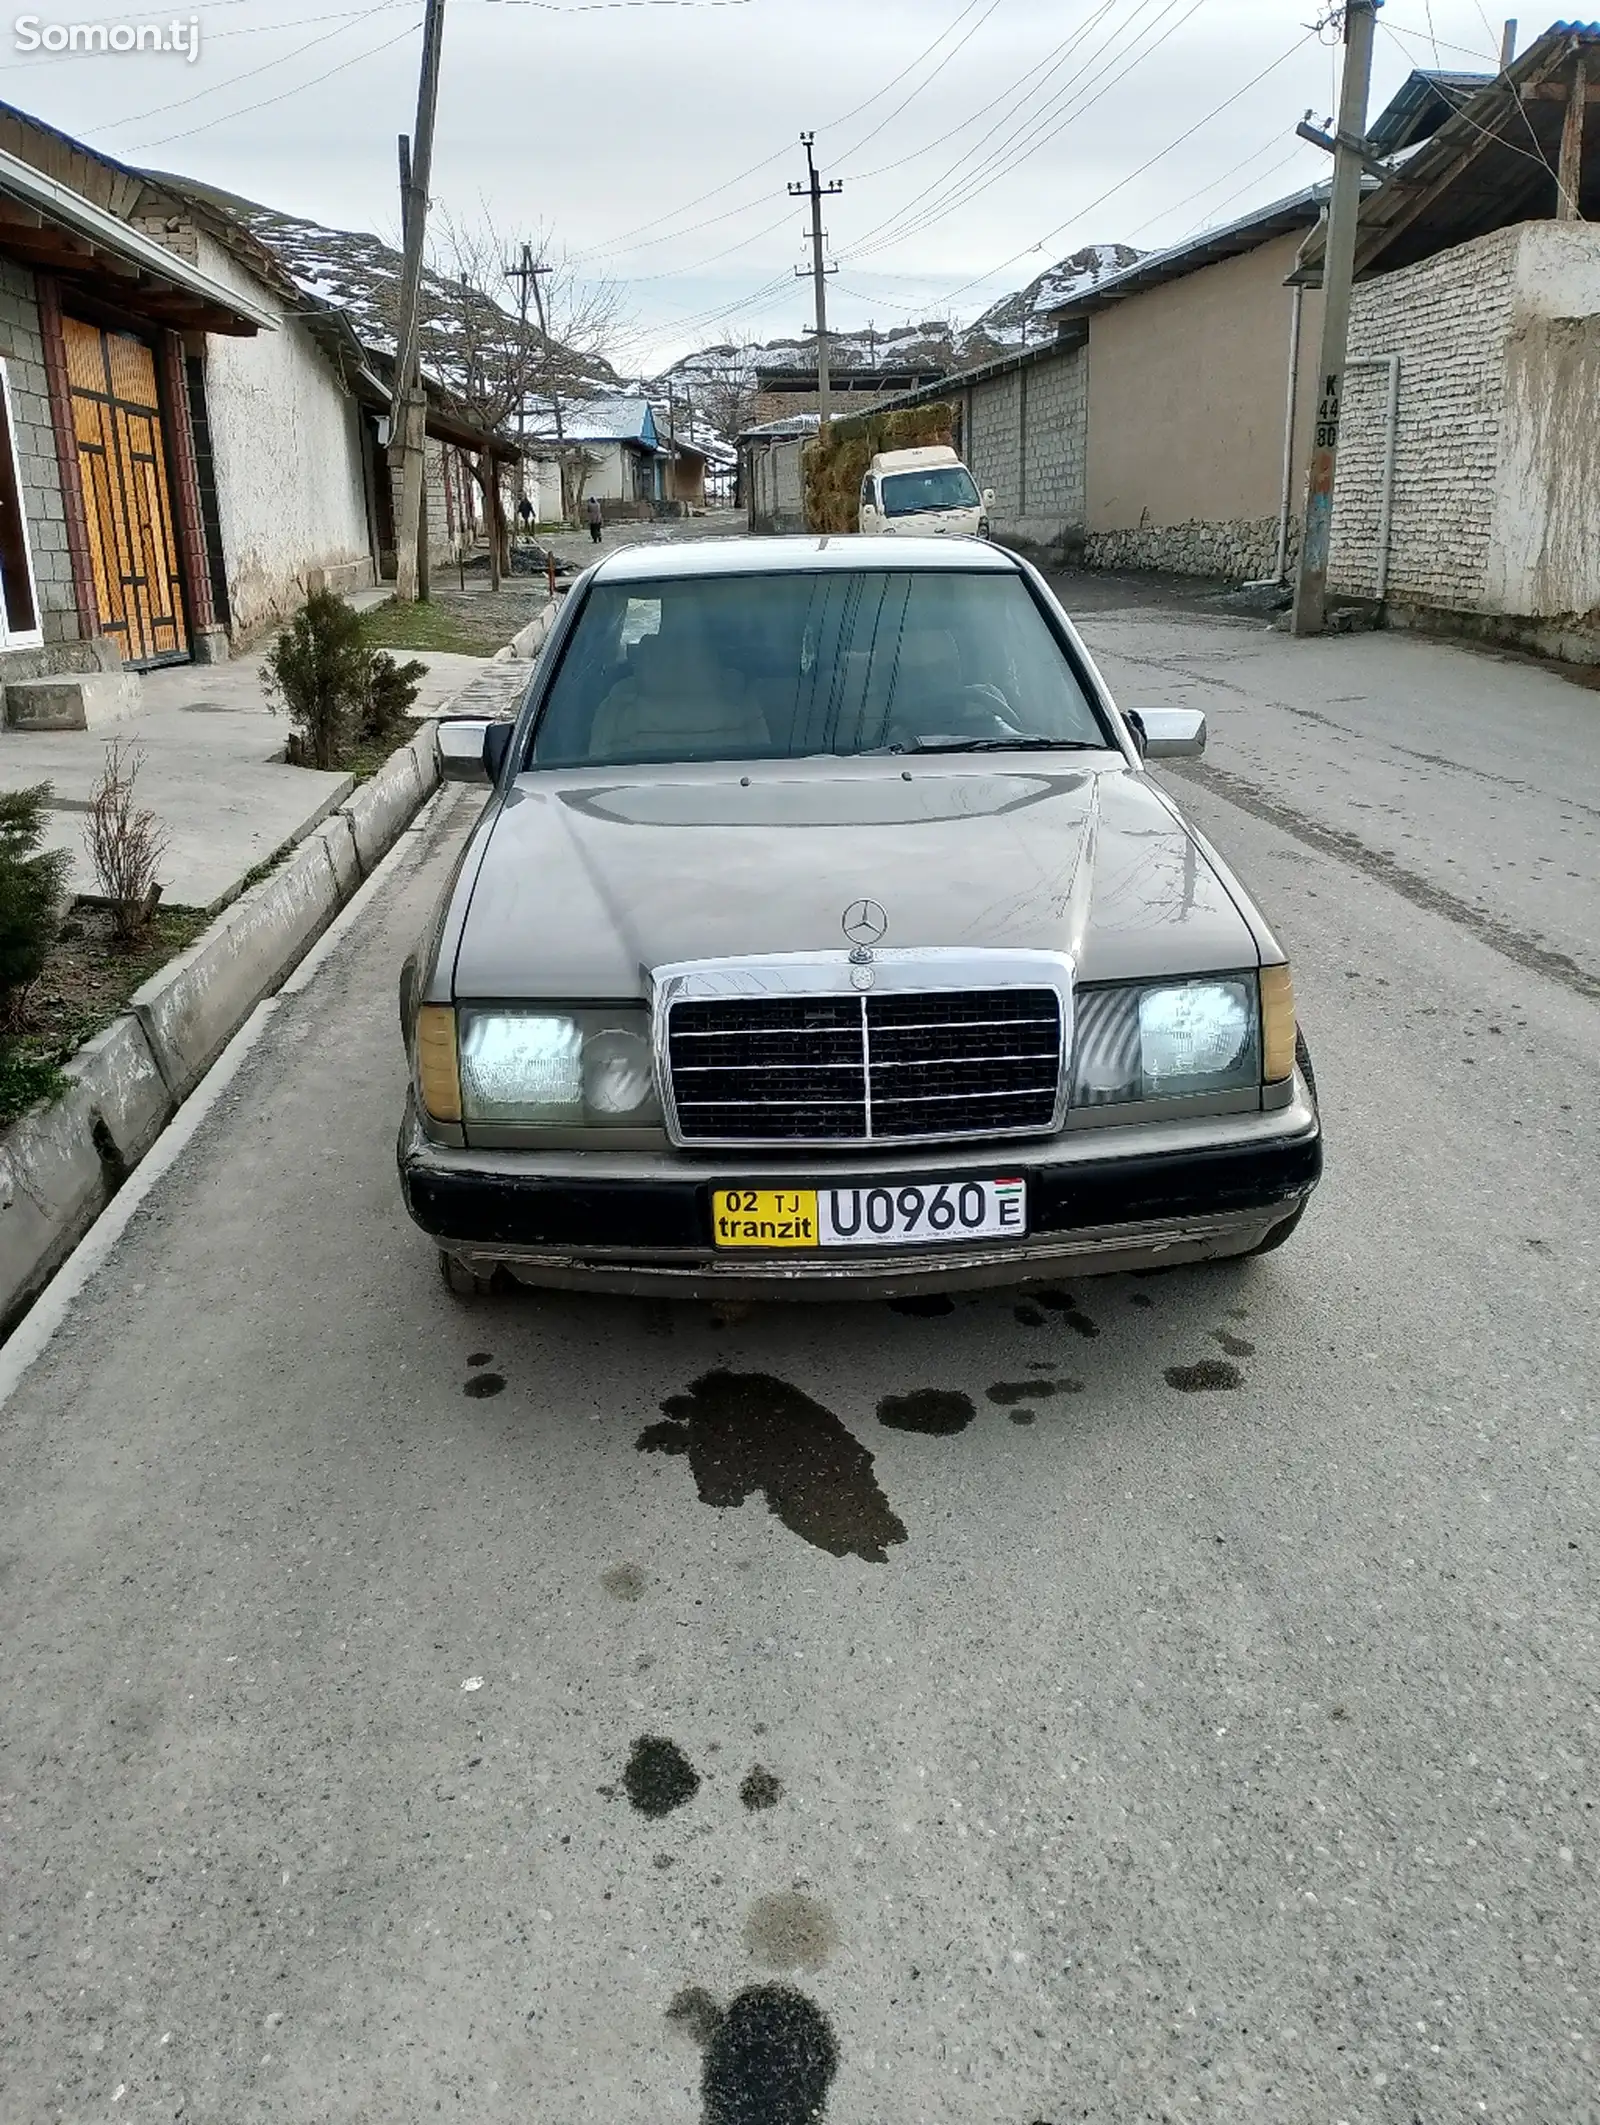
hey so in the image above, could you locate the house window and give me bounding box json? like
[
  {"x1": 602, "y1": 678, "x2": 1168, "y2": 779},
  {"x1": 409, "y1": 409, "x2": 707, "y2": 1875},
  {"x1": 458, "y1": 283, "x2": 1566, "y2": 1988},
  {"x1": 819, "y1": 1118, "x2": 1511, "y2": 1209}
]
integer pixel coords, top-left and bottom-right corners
[{"x1": 0, "y1": 360, "x2": 42, "y2": 648}]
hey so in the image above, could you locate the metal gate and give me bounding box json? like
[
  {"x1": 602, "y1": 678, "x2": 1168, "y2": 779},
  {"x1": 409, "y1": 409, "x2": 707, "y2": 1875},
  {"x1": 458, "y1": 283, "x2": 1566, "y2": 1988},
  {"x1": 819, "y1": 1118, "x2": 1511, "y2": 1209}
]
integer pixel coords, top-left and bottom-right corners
[{"x1": 63, "y1": 316, "x2": 189, "y2": 666}]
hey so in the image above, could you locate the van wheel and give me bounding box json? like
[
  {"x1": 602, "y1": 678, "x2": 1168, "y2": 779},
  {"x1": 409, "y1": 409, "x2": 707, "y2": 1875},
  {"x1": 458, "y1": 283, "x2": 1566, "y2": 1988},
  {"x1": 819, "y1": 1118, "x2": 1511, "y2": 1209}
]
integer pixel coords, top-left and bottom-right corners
[{"x1": 439, "y1": 1250, "x2": 504, "y2": 1298}]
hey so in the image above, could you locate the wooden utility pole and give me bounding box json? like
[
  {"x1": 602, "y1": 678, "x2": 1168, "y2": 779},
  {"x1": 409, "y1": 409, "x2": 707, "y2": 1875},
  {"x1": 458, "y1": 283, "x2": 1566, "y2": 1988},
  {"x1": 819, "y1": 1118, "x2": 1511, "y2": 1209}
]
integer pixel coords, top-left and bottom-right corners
[
  {"x1": 1291, "y1": 0, "x2": 1379, "y2": 638},
  {"x1": 388, "y1": 0, "x2": 446, "y2": 603},
  {"x1": 523, "y1": 257, "x2": 566, "y2": 525},
  {"x1": 1557, "y1": 47, "x2": 1588, "y2": 219},
  {"x1": 503, "y1": 241, "x2": 540, "y2": 526},
  {"x1": 789, "y1": 133, "x2": 841, "y2": 433}
]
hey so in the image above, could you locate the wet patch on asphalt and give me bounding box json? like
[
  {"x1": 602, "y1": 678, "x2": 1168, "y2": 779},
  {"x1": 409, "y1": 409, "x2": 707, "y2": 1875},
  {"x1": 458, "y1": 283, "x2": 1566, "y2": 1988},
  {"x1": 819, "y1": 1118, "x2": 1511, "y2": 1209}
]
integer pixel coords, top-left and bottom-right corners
[
  {"x1": 876, "y1": 1388, "x2": 975, "y2": 1436},
  {"x1": 1033, "y1": 1289, "x2": 1101, "y2": 1337},
  {"x1": 742, "y1": 1891, "x2": 840, "y2": 1972},
  {"x1": 1165, "y1": 1358, "x2": 1243, "y2": 1392},
  {"x1": 466, "y1": 1351, "x2": 493, "y2": 1367},
  {"x1": 1129, "y1": 1291, "x2": 1154, "y2": 1309},
  {"x1": 638, "y1": 1371, "x2": 907, "y2": 1562},
  {"x1": 1211, "y1": 1328, "x2": 1256, "y2": 1358},
  {"x1": 740, "y1": 1765, "x2": 783, "y2": 1811},
  {"x1": 671, "y1": 1983, "x2": 840, "y2": 2125},
  {"x1": 887, "y1": 1294, "x2": 955, "y2": 1317},
  {"x1": 623, "y1": 1735, "x2": 701, "y2": 1816},
  {"x1": 986, "y1": 1379, "x2": 1082, "y2": 1405},
  {"x1": 601, "y1": 1562, "x2": 646, "y2": 1602},
  {"x1": 1009, "y1": 1408, "x2": 1037, "y2": 1425},
  {"x1": 463, "y1": 1371, "x2": 506, "y2": 1398},
  {"x1": 1014, "y1": 1304, "x2": 1044, "y2": 1327}
]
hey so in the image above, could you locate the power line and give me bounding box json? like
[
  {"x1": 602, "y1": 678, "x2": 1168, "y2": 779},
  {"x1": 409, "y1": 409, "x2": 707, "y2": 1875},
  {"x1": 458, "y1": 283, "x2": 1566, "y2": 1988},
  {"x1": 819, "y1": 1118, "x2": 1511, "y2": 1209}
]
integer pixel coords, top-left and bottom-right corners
[
  {"x1": 100, "y1": 0, "x2": 402, "y2": 132},
  {"x1": 570, "y1": 0, "x2": 993, "y2": 264},
  {"x1": 844, "y1": 0, "x2": 1207, "y2": 265},
  {"x1": 131, "y1": 14, "x2": 423, "y2": 148},
  {"x1": 932, "y1": 28, "x2": 1316, "y2": 309}
]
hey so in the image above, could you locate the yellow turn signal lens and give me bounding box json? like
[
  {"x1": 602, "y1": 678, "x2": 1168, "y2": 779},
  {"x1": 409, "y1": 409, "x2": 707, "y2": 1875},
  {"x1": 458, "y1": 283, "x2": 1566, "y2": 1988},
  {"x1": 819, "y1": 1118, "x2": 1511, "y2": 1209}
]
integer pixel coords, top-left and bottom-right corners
[
  {"x1": 1260, "y1": 963, "x2": 1296, "y2": 1083},
  {"x1": 416, "y1": 1004, "x2": 462, "y2": 1122}
]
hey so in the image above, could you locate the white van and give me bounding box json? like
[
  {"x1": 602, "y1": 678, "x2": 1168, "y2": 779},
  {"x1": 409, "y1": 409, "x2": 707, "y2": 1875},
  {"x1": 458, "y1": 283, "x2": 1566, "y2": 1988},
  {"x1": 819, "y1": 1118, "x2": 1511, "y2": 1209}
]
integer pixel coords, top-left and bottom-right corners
[{"x1": 857, "y1": 445, "x2": 994, "y2": 539}]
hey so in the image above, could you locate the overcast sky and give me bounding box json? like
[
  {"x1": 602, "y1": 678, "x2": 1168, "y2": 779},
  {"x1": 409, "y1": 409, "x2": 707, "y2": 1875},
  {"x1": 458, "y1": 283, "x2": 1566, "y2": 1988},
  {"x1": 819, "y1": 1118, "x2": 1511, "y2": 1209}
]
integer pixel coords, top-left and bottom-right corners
[{"x1": 1, "y1": 0, "x2": 1528, "y2": 370}]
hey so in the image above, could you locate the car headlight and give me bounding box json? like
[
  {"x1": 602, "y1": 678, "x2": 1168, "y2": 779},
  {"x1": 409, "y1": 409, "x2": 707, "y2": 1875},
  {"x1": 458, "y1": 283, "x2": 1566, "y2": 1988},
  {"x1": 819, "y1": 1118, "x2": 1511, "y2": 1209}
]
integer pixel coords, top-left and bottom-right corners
[
  {"x1": 456, "y1": 1007, "x2": 660, "y2": 1126},
  {"x1": 1071, "y1": 976, "x2": 1261, "y2": 1106}
]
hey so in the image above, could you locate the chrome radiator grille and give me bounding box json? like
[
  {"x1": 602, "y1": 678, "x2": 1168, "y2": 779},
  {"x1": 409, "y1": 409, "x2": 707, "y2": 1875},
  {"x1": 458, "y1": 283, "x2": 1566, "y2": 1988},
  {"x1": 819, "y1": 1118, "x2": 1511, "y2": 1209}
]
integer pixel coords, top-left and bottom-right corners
[{"x1": 666, "y1": 988, "x2": 1063, "y2": 1145}]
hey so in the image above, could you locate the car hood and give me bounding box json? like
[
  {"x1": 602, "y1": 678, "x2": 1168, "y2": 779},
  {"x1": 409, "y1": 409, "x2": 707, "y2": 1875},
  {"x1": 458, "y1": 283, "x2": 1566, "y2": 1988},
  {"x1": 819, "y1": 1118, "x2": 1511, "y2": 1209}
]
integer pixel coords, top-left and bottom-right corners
[{"x1": 451, "y1": 757, "x2": 1258, "y2": 999}]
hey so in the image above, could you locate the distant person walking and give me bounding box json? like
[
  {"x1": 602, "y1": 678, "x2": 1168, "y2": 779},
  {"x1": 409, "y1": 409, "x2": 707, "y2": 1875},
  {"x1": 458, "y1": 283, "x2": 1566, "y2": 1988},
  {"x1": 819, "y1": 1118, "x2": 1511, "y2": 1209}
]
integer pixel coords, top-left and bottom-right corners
[
  {"x1": 517, "y1": 495, "x2": 534, "y2": 533},
  {"x1": 586, "y1": 495, "x2": 603, "y2": 545}
]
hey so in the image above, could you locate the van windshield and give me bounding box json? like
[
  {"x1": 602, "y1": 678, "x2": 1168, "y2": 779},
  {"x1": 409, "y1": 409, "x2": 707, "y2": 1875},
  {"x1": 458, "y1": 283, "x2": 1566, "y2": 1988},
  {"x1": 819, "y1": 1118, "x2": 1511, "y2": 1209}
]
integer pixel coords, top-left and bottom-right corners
[
  {"x1": 881, "y1": 466, "x2": 980, "y2": 516},
  {"x1": 529, "y1": 568, "x2": 1109, "y2": 768}
]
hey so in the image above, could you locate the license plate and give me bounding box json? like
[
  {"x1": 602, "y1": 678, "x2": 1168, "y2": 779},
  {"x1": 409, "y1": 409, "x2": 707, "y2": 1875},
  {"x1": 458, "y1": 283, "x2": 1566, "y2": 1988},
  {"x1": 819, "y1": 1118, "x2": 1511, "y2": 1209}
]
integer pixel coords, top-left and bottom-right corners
[{"x1": 712, "y1": 1178, "x2": 1027, "y2": 1250}]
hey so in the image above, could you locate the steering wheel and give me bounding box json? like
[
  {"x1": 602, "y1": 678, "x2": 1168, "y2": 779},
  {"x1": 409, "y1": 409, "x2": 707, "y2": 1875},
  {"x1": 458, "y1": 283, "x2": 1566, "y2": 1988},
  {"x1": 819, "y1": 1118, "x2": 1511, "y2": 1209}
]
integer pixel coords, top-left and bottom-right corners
[{"x1": 887, "y1": 682, "x2": 1026, "y2": 749}]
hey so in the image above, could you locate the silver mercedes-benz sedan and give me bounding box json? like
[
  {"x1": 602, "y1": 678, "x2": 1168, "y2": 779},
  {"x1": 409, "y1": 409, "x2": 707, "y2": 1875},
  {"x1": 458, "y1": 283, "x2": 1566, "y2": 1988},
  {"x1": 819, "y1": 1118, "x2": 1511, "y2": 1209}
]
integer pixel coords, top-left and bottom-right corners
[{"x1": 399, "y1": 536, "x2": 1321, "y2": 1300}]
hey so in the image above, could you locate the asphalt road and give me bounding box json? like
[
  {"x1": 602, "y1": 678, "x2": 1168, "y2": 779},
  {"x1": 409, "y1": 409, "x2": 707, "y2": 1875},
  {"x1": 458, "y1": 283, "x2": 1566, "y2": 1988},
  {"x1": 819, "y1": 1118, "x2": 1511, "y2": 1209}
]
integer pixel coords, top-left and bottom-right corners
[{"x1": 2, "y1": 591, "x2": 1597, "y2": 2125}]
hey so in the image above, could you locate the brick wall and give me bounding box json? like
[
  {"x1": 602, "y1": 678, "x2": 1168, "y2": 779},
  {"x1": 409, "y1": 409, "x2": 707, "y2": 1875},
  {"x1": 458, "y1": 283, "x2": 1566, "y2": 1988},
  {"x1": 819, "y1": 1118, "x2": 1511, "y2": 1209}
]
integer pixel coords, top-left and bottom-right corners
[
  {"x1": 959, "y1": 341, "x2": 1086, "y2": 558},
  {"x1": 1329, "y1": 226, "x2": 1521, "y2": 608},
  {"x1": 0, "y1": 259, "x2": 80, "y2": 664}
]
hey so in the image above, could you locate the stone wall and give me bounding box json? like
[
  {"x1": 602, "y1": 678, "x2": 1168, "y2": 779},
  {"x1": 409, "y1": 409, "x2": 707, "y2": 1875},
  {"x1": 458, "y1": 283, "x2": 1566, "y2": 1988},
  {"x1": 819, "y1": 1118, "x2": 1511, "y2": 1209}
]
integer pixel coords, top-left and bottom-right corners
[
  {"x1": 0, "y1": 260, "x2": 81, "y2": 670},
  {"x1": 1330, "y1": 226, "x2": 1521, "y2": 608},
  {"x1": 1082, "y1": 515, "x2": 1287, "y2": 582}
]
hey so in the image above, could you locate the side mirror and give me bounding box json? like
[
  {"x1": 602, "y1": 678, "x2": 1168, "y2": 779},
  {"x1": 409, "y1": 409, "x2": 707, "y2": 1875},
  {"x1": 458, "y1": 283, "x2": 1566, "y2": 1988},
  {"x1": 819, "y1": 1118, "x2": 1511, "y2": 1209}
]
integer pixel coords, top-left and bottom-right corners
[
  {"x1": 1127, "y1": 708, "x2": 1207, "y2": 761},
  {"x1": 438, "y1": 717, "x2": 491, "y2": 783},
  {"x1": 982, "y1": 487, "x2": 996, "y2": 507},
  {"x1": 484, "y1": 723, "x2": 514, "y2": 781}
]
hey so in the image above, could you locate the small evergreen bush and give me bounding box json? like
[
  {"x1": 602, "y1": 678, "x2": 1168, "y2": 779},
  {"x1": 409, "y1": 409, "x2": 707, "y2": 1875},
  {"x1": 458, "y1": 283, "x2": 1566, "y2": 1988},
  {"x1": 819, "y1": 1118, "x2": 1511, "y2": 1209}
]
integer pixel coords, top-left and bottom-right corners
[
  {"x1": 262, "y1": 588, "x2": 371, "y2": 769},
  {"x1": 0, "y1": 783, "x2": 69, "y2": 1028}
]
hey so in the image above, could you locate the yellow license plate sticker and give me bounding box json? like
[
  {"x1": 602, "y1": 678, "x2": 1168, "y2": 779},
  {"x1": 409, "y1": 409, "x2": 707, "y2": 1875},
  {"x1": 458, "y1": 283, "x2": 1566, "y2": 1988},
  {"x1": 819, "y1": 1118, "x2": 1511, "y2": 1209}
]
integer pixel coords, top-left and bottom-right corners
[{"x1": 713, "y1": 1189, "x2": 820, "y2": 1248}]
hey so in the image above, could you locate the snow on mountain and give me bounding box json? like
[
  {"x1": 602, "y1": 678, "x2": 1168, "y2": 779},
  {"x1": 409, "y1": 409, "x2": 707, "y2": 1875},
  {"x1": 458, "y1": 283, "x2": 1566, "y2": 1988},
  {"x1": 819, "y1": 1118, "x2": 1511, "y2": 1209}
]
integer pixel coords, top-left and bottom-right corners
[
  {"x1": 651, "y1": 245, "x2": 1145, "y2": 441},
  {"x1": 961, "y1": 243, "x2": 1145, "y2": 356},
  {"x1": 146, "y1": 172, "x2": 617, "y2": 406}
]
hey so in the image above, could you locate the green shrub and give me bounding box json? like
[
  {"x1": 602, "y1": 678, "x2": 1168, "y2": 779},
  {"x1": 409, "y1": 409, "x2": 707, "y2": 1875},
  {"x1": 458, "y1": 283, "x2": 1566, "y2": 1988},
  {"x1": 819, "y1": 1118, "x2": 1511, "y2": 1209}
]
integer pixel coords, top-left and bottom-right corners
[
  {"x1": 362, "y1": 651, "x2": 427, "y2": 742},
  {"x1": 0, "y1": 784, "x2": 69, "y2": 1026},
  {"x1": 262, "y1": 588, "x2": 372, "y2": 769}
]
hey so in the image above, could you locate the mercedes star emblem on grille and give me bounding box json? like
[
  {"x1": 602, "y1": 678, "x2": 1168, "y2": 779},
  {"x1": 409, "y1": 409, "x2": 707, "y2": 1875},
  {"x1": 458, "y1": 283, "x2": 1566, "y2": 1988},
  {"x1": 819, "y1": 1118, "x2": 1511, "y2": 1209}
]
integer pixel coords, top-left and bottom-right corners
[{"x1": 841, "y1": 899, "x2": 889, "y2": 947}]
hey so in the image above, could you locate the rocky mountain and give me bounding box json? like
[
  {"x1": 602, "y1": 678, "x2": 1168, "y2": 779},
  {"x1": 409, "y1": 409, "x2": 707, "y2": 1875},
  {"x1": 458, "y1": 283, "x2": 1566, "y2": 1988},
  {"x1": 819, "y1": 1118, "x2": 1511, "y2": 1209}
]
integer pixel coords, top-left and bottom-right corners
[
  {"x1": 960, "y1": 242, "x2": 1144, "y2": 358},
  {"x1": 145, "y1": 172, "x2": 617, "y2": 409},
  {"x1": 654, "y1": 244, "x2": 1145, "y2": 439}
]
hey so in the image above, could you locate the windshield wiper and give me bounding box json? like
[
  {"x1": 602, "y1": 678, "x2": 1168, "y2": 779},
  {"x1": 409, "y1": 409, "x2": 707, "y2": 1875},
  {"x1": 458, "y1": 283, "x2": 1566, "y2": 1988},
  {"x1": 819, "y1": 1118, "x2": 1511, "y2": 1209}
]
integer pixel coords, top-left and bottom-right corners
[{"x1": 902, "y1": 735, "x2": 1105, "y2": 754}]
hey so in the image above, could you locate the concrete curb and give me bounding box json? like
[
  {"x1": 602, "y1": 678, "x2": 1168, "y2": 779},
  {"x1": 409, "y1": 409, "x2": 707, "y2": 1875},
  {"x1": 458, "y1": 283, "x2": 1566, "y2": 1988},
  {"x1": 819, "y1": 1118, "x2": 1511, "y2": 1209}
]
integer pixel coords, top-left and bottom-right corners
[{"x1": 0, "y1": 711, "x2": 448, "y2": 1339}]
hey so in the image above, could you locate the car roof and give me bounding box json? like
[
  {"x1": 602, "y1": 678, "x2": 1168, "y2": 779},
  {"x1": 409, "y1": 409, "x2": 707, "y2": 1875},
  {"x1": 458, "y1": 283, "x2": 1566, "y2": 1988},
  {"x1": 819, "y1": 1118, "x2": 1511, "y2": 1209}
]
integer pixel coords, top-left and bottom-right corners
[{"x1": 587, "y1": 535, "x2": 1020, "y2": 583}]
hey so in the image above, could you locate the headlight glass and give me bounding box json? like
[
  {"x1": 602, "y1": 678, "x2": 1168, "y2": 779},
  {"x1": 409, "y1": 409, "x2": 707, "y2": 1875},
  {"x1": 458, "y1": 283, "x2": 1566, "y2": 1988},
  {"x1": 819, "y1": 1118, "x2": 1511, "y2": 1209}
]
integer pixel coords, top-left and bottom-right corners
[
  {"x1": 1071, "y1": 977, "x2": 1259, "y2": 1106},
  {"x1": 458, "y1": 1008, "x2": 660, "y2": 1126}
]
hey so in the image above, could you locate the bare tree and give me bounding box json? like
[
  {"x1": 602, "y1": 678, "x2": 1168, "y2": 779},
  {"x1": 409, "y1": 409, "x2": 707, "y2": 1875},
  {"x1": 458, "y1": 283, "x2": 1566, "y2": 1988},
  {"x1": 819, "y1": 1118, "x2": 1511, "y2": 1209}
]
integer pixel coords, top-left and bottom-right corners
[
  {"x1": 428, "y1": 212, "x2": 630, "y2": 550},
  {"x1": 685, "y1": 336, "x2": 763, "y2": 447}
]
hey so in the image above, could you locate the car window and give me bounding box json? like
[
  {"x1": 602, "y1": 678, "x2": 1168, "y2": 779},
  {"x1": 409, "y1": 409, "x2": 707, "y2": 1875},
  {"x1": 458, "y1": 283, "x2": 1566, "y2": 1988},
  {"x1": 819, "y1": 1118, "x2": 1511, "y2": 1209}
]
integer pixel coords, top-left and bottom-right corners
[
  {"x1": 880, "y1": 466, "x2": 980, "y2": 516},
  {"x1": 528, "y1": 570, "x2": 1109, "y2": 768}
]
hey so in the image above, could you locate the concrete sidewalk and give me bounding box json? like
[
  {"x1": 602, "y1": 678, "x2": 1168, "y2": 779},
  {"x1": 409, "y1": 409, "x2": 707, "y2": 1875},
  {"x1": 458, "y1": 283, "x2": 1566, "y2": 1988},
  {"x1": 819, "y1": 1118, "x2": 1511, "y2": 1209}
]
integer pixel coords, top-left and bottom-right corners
[{"x1": 0, "y1": 600, "x2": 535, "y2": 912}]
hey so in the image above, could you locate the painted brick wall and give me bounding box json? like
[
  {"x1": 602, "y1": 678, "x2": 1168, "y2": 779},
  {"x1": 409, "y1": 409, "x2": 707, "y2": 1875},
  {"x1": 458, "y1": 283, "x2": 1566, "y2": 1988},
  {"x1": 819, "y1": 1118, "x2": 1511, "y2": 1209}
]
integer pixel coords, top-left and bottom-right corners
[
  {"x1": 1330, "y1": 225, "x2": 1521, "y2": 607},
  {"x1": 0, "y1": 259, "x2": 78, "y2": 655}
]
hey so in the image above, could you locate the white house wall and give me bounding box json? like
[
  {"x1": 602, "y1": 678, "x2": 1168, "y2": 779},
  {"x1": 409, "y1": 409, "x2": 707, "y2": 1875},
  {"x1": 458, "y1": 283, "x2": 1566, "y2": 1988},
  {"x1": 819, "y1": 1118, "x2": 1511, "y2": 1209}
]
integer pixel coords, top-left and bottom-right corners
[
  {"x1": 192, "y1": 232, "x2": 373, "y2": 638},
  {"x1": 1485, "y1": 221, "x2": 1600, "y2": 618}
]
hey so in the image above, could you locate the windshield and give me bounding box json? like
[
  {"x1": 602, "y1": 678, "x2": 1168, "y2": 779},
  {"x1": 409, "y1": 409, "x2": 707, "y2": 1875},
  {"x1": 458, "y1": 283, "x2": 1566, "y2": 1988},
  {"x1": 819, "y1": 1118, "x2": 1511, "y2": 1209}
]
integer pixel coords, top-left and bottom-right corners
[
  {"x1": 528, "y1": 569, "x2": 1109, "y2": 769},
  {"x1": 881, "y1": 466, "x2": 980, "y2": 516}
]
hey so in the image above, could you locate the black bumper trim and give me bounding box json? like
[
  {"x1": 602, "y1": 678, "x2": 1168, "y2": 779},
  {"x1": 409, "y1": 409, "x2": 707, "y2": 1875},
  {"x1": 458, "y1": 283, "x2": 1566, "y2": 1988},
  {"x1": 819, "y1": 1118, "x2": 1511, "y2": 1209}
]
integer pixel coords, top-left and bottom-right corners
[{"x1": 401, "y1": 1130, "x2": 1321, "y2": 1252}]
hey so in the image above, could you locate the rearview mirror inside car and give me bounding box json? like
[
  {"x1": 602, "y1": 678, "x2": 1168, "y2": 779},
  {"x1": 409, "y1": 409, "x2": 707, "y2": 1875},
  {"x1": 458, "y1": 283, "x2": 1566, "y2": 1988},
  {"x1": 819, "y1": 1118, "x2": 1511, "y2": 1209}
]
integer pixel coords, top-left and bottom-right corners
[{"x1": 1128, "y1": 708, "x2": 1206, "y2": 760}]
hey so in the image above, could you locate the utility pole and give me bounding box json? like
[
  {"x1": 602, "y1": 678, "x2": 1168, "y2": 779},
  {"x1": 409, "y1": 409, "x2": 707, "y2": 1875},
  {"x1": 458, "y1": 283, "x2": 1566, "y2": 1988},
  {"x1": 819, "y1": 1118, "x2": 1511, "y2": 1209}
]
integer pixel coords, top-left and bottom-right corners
[
  {"x1": 789, "y1": 132, "x2": 841, "y2": 433},
  {"x1": 1291, "y1": 0, "x2": 1379, "y2": 637},
  {"x1": 523, "y1": 257, "x2": 566, "y2": 526},
  {"x1": 503, "y1": 242, "x2": 541, "y2": 527},
  {"x1": 388, "y1": 0, "x2": 445, "y2": 603}
]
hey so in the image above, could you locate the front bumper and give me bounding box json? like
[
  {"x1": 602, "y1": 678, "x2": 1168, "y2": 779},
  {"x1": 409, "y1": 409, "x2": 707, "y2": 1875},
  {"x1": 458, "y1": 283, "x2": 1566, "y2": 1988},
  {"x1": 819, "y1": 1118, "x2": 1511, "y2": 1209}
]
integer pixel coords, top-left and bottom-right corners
[{"x1": 398, "y1": 1082, "x2": 1321, "y2": 1299}]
